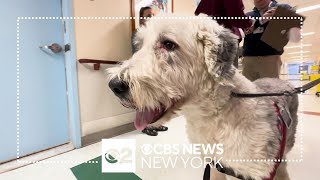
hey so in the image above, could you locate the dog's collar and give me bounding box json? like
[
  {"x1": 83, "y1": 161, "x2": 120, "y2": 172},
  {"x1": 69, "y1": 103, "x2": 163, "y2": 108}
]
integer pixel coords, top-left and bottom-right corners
[
  {"x1": 230, "y1": 78, "x2": 320, "y2": 98},
  {"x1": 230, "y1": 91, "x2": 293, "y2": 98}
]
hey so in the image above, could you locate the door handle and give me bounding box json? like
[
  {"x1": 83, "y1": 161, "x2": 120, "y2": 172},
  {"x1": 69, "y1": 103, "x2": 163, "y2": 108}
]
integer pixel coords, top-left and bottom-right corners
[{"x1": 39, "y1": 43, "x2": 63, "y2": 55}]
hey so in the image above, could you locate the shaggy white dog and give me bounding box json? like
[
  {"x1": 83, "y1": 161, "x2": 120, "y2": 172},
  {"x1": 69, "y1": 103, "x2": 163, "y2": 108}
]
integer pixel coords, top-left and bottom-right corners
[{"x1": 108, "y1": 16, "x2": 298, "y2": 180}]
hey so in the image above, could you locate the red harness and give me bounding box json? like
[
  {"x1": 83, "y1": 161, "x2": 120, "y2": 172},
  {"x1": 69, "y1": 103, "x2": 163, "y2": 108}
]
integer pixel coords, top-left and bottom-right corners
[
  {"x1": 203, "y1": 102, "x2": 288, "y2": 180},
  {"x1": 264, "y1": 102, "x2": 287, "y2": 180}
]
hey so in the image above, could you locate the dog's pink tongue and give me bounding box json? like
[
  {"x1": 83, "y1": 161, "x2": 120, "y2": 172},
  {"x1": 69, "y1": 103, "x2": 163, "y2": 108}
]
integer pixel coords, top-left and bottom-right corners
[
  {"x1": 134, "y1": 108, "x2": 165, "y2": 130},
  {"x1": 135, "y1": 110, "x2": 155, "y2": 130}
]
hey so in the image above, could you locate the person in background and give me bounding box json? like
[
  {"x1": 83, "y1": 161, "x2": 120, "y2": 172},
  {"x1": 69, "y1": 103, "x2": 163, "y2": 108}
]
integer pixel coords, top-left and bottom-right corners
[
  {"x1": 157, "y1": 0, "x2": 164, "y2": 12},
  {"x1": 162, "y1": 0, "x2": 168, "y2": 12},
  {"x1": 131, "y1": 7, "x2": 168, "y2": 136},
  {"x1": 242, "y1": 0, "x2": 301, "y2": 81},
  {"x1": 194, "y1": 0, "x2": 255, "y2": 68},
  {"x1": 131, "y1": 6, "x2": 154, "y2": 54}
]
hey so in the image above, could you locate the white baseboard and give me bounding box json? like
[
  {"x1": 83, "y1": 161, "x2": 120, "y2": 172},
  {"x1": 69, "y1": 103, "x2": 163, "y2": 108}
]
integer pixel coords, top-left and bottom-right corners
[
  {"x1": 81, "y1": 112, "x2": 136, "y2": 137},
  {"x1": 0, "y1": 143, "x2": 74, "y2": 174}
]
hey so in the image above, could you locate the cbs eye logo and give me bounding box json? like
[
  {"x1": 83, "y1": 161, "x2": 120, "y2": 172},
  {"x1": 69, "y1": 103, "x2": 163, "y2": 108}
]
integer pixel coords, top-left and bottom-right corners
[{"x1": 104, "y1": 148, "x2": 132, "y2": 164}]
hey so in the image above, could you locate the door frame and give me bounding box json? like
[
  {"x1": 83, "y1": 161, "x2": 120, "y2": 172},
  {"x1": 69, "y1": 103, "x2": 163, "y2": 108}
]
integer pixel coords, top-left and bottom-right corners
[{"x1": 62, "y1": 0, "x2": 81, "y2": 148}]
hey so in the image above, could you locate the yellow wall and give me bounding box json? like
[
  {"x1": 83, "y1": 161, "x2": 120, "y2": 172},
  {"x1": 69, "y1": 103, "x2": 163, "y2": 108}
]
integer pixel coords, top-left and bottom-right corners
[{"x1": 73, "y1": 0, "x2": 197, "y2": 136}]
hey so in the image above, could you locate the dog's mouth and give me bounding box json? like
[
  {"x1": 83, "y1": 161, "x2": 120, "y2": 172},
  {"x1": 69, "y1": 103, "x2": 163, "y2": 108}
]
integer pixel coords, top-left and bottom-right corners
[
  {"x1": 119, "y1": 97, "x2": 179, "y2": 130},
  {"x1": 134, "y1": 105, "x2": 167, "y2": 130}
]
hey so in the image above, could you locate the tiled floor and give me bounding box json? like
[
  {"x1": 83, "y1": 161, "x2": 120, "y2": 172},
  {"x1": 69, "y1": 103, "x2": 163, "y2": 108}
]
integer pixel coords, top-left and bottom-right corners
[{"x1": 1, "y1": 84, "x2": 320, "y2": 180}]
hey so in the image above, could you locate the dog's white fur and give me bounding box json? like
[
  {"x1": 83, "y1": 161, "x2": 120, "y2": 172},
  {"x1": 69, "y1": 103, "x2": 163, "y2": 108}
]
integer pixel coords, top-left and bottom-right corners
[{"x1": 108, "y1": 16, "x2": 298, "y2": 180}]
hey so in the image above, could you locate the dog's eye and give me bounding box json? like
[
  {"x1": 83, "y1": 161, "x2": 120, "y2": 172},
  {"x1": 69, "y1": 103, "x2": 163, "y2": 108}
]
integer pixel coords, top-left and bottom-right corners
[{"x1": 163, "y1": 40, "x2": 176, "y2": 51}]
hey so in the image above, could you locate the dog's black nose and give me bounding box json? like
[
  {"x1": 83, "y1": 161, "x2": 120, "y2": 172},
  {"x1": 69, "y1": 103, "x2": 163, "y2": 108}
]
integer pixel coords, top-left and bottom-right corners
[{"x1": 109, "y1": 77, "x2": 129, "y2": 98}]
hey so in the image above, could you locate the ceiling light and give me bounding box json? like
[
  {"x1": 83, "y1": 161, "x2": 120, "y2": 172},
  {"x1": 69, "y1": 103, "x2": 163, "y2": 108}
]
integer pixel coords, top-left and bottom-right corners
[
  {"x1": 288, "y1": 55, "x2": 310, "y2": 59},
  {"x1": 288, "y1": 59, "x2": 310, "y2": 63},
  {"x1": 289, "y1": 58, "x2": 310, "y2": 60},
  {"x1": 297, "y1": 4, "x2": 320, "y2": 13},
  {"x1": 302, "y1": 32, "x2": 315, "y2": 36},
  {"x1": 287, "y1": 51, "x2": 310, "y2": 55},
  {"x1": 285, "y1": 44, "x2": 312, "y2": 49}
]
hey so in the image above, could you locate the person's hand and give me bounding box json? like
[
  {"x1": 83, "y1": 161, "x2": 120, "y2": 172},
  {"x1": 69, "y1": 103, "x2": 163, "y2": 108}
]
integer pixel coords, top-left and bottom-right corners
[
  {"x1": 244, "y1": 19, "x2": 256, "y2": 35},
  {"x1": 261, "y1": 8, "x2": 276, "y2": 24},
  {"x1": 244, "y1": 25, "x2": 254, "y2": 35}
]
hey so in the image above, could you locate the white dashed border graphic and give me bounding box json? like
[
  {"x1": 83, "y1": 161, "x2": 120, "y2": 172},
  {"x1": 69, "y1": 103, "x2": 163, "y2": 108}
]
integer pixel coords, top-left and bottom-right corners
[
  {"x1": 299, "y1": 18, "x2": 304, "y2": 162},
  {"x1": 16, "y1": 18, "x2": 20, "y2": 160},
  {"x1": 16, "y1": 16, "x2": 304, "y2": 164}
]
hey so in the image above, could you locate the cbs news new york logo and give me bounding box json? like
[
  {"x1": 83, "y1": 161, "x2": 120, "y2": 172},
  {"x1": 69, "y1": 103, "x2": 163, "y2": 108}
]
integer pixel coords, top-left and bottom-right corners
[{"x1": 102, "y1": 139, "x2": 136, "y2": 173}]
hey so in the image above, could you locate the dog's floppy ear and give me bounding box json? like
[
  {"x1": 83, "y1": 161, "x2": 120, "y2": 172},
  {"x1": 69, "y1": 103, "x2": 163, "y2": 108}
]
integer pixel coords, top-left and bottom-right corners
[{"x1": 197, "y1": 21, "x2": 238, "y2": 85}]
